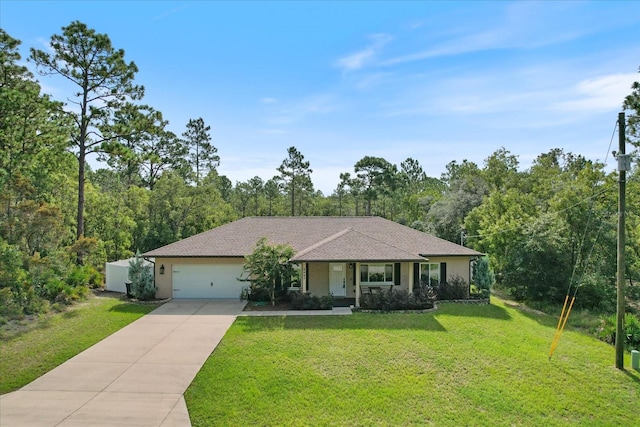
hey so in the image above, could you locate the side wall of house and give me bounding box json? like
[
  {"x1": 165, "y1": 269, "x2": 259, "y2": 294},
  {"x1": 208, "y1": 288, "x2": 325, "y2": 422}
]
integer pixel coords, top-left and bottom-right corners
[
  {"x1": 426, "y1": 256, "x2": 473, "y2": 284},
  {"x1": 307, "y1": 262, "x2": 330, "y2": 296}
]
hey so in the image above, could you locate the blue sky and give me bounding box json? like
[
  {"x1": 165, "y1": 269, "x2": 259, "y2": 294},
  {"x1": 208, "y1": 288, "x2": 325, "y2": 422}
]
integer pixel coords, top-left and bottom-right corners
[{"x1": 2, "y1": 1, "x2": 640, "y2": 194}]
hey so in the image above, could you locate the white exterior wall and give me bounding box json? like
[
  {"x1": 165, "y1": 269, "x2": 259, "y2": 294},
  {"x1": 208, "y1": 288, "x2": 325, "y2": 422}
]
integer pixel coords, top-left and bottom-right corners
[{"x1": 105, "y1": 258, "x2": 154, "y2": 293}]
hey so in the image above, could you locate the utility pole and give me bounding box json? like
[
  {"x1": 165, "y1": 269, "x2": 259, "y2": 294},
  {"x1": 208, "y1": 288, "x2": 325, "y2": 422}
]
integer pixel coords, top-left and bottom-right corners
[{"x1": 615, "y1": 111, "x2": 628, "y2": 370}]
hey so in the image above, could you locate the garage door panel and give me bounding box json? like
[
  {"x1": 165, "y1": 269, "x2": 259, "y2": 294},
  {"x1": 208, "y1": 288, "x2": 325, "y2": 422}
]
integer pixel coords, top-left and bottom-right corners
[{"x1": 172, "y1": 264, "x2": 245, "y2": 298}]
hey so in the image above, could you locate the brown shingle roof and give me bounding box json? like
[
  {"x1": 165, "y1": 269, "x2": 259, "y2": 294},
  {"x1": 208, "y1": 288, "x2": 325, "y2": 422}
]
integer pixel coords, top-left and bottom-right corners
[{"x1": 143, "y1": 216, "x2": 482, "y2": 260}]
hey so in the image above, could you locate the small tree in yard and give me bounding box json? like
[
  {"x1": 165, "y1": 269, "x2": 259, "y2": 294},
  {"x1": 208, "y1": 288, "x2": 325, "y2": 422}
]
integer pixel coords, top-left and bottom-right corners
[
  {"x1": 241, "y1": 237, "x2": 294, "y2": 306},
  {"x1": 128, "y1": 251, "x2": 155, "y2": 300},
  {"x1": 473, "y1": 256, "x2": 495, "y2": 298}
]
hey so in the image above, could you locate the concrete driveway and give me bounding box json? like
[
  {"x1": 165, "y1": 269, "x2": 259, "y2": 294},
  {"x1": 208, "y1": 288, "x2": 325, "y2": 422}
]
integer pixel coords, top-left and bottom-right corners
[{"x1": 0, "y1": 299, "x2": 246, "y2": 427}]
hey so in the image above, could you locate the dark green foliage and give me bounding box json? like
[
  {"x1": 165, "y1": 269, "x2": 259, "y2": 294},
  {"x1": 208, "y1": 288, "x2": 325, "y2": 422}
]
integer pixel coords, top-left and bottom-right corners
[
  {"x1": 277, "y1": 147, "x2": 313, "y2": 216},
  {"x1": 182, "y1": 117, "x2": 219, "y2": 185},
  {"x1": 65, "y1": 265, "x2": 102, "y2": 288},
  {"x1": 319, "y1": 295, "x2": 333, "y2": 310},
  {"x1": 247, "y1": 286, "x2": 271, "y2": 302},
  {"x1": 13, "y1": 283, "x2": 49, "y2": 314},
  {"x1": 597, "y1": 313, "x2": 640, "y2": 351},
  {"x1": 359, "y1": 285, "x2": 436, "y2": 311},
  {"x1": 128, "y1": 252, "x2": 155, "y2": 300},
  {"x1": 241, "y1": 238, "x2": 294, "y2": 306},
  {"x1": 30, "y1": 21, "x2": 144, "y2": 245},
  {"x1": 40, "y1": 278, "x2": 86, "y2": 305},
  {"x1": 353, "y1": 156, "x2": 397, "y2": 216},
  {"x1": 623, "y1": 67, "x2": 640, "y2": 144},
  {"x1": 0, "y1": 287, "x2": 23, "y2": 319},
  {"x1": 435, "y1": 275, "x2": 469, "y2": 300},
  {"x1": 472, "y1": 256, "x2": 494, "y2": 297},
  {"x1": 290, "y1": 292, "x2": 333, "y2": 310},
  {"x1": 573, "y1": 272, "x2": 616, "y2": 312}
]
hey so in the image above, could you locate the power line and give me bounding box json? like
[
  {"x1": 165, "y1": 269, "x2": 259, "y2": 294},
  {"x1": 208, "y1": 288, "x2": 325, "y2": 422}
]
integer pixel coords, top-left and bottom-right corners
[
  {"x1": 463, "y1": 187, "x2": 612, "y2": 241},
  {"x1": 603, "y1": 120, "x2": 619, "y2": 167}
]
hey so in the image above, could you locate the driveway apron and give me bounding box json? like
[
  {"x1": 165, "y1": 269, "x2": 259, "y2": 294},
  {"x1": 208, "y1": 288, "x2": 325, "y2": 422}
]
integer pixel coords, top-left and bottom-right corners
[{"x1": 0, "y1": 299, "x2": 246, "y2": 427}]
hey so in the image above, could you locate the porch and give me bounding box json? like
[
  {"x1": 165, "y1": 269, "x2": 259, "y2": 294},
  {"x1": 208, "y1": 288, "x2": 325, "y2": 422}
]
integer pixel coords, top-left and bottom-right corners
[{"x1": 297, "y1": 258, "x2": 472, "y2": 307}]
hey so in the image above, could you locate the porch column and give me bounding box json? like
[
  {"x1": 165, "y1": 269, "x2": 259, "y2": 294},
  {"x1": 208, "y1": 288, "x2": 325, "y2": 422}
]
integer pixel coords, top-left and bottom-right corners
[
  {"x1": 355, "y1": 262, "x2": 361, "y2": 307},
  {"x1": 302, "y1": 263, "x2": 307, "y2": 293},
  {"x1": 408, "y1": 262, "x2": 414, "y2": 293}
]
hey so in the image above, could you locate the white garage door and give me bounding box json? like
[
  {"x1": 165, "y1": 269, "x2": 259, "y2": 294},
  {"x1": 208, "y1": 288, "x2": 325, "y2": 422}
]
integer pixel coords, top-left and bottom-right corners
[{"x1": 172, "y1": 264, "x2": 245, "y2": 298}]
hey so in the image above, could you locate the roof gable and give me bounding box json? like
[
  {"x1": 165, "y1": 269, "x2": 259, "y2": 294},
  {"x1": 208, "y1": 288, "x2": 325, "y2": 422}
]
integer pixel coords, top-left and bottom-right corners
[{"x1": 290, "y1": 228, "x2": 425, "y2": 262}]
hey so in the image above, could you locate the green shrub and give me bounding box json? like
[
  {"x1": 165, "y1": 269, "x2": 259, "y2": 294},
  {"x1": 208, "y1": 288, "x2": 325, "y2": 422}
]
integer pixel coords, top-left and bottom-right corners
[
  {"x1": 14, "y1": 284, "x2": 48, "y2": 315},
  {"x1": 248, "y1": 286, "x2": 271, "y2": 302},
  {"x1": 472, "y1": 256, "x2": 495, "y2": 298},
  {"x1": 65, "y1": 265, "x2": 102, "y2": 288},
  {"x1": 42, "y1": 278, "x2": 73, "y2": 304},
  {"x1": 128, "y1": 252, "x2": 156, "y2": 300},
  {"x1": 574, "y1": 273, "x2": 616, "y2": 312},
  {"x1": 597, "y1": 313, "x2": 640, "y2": 351},
  {"x1": 359, "y1": 285, "x2": 436, "y2": 311},
  {"x1": 0, "y1": 287, "x2": 23, "y2": 319},
  {"x1": 66, "y1": 265, "x2": 92, "y2": 287},
  {"x1": 87, "y1": 268, "x2": 104, "y2": 288},
  {"x1": 435, "y1": 275, "x2": 469, "y2": 300},
  {"x1": 319, "y1": 295, "x2": 334, "y2": 310},
  {"x1": 73, "y1": 285, "x2": 88, "y2": 300},
  {"x1": 290, "y1": 292, "x2": 332, "y2": 310}
]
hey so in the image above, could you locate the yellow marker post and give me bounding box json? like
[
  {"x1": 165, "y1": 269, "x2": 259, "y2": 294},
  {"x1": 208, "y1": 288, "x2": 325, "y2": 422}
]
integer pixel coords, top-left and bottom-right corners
[{"x1": 549, "y1": 296, "x2": 576, "y2": 360}]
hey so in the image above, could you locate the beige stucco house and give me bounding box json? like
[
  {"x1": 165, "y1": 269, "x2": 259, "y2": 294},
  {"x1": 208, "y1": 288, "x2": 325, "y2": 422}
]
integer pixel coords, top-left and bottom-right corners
[{"x1": 143, "y1": 216, "x2": 482, "y2": 307}]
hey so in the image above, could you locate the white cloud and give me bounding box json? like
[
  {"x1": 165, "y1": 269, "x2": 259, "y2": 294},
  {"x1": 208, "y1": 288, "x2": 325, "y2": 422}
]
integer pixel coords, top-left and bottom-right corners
[
  {"x1": 335, "y1": 33, "x2": 393, "y2": 71},
  {"x1": 381, "y1": 2, "x2": 590, "y2": 67},
  {"x1": 550, "y1": 73, "x2": 637, "y2": 113},
  {"x1": 260, "y1": 97, "x2": 278, "y2": 104}
]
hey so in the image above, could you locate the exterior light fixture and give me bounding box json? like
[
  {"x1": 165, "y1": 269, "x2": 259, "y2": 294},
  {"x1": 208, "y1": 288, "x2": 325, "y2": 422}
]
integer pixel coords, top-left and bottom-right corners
[{"x1": 159, "y1": 264, "x2": 165, "y2": 275}]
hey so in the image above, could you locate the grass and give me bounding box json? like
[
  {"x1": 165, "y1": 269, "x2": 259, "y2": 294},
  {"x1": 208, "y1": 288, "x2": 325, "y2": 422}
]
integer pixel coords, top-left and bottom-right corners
[
  {"x1": 0, "y1": 291, "x2": 157, "y2": 394},
  {"x1": 185, "y1": 297, "x2": 639, "y2": 426}
]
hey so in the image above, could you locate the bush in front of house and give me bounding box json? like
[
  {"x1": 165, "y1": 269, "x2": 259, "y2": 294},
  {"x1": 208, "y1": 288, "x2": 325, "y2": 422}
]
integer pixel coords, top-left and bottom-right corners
[
  {"x1": 247, "y1": 286, "x2": 271, "y2": 302},
  {"x1": 128, "y1": 252, "x2": 156, "y2": 300},
  {"x1": 359, "y1": 285, "x2": 436, "y2": 311},
  {"x1": 435, "y1": 275, "x2": 469, "y2": 300},
  {"x1": 290, "y1": 291, "x2": 333, "y2": 310},
  {"x1": 472, "y1": 256, "x2": 495, "y2": 298}
]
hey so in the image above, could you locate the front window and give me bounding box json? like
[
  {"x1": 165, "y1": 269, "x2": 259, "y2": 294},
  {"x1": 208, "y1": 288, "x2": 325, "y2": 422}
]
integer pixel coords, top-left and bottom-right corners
[
  {"x1": 360, "y1": 263, "x2": 394, "y2": 283},
  {"x1": 420, "y1": 263, "x2": 439, "y2": 286},
  {"x1": 288, "y1": 264, "x2": 301, "y2": 288}
]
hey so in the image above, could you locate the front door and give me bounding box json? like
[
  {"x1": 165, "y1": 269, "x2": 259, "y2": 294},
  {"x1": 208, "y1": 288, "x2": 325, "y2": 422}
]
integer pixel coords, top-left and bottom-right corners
[{"x1": 329, "y1": 263, "x2": 346, "y2": 297}]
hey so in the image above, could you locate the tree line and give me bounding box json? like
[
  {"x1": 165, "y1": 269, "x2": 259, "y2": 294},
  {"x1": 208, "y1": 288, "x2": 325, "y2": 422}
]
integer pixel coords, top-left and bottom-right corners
[{"x1": 1, "y1": 22, "x2": 639, "y2": 320}]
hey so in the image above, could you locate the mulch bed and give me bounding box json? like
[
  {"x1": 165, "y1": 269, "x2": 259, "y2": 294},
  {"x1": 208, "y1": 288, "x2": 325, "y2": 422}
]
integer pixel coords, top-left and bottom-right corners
[{"x1": 242, "y1": 301, "x2": 294, "y2": 311}]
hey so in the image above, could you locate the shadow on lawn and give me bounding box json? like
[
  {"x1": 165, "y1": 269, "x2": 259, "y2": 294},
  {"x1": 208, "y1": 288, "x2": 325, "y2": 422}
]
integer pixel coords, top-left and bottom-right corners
[
  {"x1": 108, "y1": 303, "x2": 157, "y2": 315},
  {"x1": 435, "y1": 301, "x2": 512, "y2": 321},
  {"x1": 234, "y1": 313, "x2": 447, "y2": 332},
  {"x1": 622, "y1": 368, "x2": 640, "y2": 384}
]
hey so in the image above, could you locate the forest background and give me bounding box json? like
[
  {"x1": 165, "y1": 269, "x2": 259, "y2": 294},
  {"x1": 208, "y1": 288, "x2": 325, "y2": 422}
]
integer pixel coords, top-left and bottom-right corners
[{"x1": 1, "y1": 23, "x2": 640, "y2": 328}]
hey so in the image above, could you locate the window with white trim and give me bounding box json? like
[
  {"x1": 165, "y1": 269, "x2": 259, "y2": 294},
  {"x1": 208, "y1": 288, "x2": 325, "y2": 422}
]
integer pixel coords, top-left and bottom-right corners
[
  {"x1": 419, "y1": 263, "x2": 440, "y2": 286},
  {"x1": 360, "y1": 263, "x2": 394, "y2": 283}
]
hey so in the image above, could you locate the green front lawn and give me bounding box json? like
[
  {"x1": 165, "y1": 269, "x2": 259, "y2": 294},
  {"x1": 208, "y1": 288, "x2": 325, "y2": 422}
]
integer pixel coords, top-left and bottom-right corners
[
  {"x1": 186, "y1": 298, "x2": 639, "y2": 426},
  {"x1": 0, "y1": 292, "x2": 157, "y2": 394}
]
